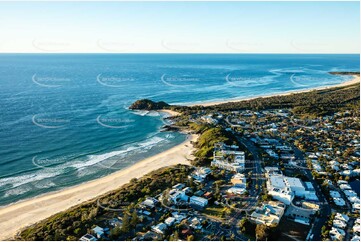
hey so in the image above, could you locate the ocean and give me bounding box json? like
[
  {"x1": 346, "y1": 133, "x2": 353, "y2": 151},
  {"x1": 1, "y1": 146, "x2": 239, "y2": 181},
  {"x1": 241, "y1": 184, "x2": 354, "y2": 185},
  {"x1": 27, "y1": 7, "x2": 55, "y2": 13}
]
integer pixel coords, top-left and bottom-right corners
[{"x1": 0, "y1": 54, "x2": 359, "y2": 206}]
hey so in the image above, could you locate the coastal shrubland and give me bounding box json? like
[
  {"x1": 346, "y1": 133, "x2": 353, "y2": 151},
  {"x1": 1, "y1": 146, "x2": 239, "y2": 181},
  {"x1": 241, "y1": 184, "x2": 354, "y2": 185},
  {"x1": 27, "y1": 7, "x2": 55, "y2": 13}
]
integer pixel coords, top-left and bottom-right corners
[
  {"x1": 188, "y1": 125, "x2": 238, "y2": 166},
  {"x1": 175, "y1": 83, "x2": 360, "y2": 116}
]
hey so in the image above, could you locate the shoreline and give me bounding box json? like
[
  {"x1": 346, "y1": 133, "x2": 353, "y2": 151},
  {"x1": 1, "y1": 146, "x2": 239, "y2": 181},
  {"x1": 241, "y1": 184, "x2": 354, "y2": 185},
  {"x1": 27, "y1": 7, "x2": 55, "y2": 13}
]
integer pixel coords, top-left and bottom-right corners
[
  {"x1": 189, "y1": 75, "x2": 360, "y2": 107},
  {"x1": 0, "y1": 133, "x2": 198, "y2": 240},
  {"x1": 159, "y1": 109, "x2": 181, "y2": 117}
]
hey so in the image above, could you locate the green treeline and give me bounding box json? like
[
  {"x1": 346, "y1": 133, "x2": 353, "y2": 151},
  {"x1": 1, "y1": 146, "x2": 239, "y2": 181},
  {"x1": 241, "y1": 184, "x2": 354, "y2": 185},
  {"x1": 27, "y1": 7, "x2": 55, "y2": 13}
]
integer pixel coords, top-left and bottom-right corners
[{"x1": 173, "y1": 83, "x2": 360, "y2": 116}]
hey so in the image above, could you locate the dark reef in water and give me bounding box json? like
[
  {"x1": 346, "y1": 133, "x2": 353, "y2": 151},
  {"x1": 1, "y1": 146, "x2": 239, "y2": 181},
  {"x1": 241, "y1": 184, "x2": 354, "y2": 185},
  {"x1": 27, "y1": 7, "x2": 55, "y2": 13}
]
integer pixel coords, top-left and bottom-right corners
[
  {"x1": 160, "y1": 125, "x2": 180, "y2": 132},
  {"x1": 329, "y1": 71, "x2": 360, "y2": 76}
]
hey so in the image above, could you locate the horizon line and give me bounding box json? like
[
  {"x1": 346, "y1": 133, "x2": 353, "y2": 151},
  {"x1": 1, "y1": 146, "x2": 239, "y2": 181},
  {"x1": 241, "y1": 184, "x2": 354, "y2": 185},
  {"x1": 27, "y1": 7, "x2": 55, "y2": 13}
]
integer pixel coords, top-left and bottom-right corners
[{"x1": 0, "y1": 52, "x2": 360, "y2": 55}]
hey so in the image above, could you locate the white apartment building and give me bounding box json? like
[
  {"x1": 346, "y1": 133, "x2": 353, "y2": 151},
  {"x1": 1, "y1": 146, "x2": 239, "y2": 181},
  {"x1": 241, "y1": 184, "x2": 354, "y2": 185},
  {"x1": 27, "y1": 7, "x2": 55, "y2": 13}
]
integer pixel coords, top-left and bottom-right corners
[
  {"x1": 211, "y1": 142, "x2": 245, "y2": 172},
  {"x1": 266, "y1": 174, "x2": 317, "y2": 205},
  {"x1": 190, "y1": 167, "x2": 212, "y2": 182},
  {"x1": 189, "y1": 196, "x2": 208, "y2": 207},
  {"x1": 267, "y1": 175, "x2": 294, "y2": 205},
  {"x1": 168, "y1": 189, "x2": 188, "y2": 204}
]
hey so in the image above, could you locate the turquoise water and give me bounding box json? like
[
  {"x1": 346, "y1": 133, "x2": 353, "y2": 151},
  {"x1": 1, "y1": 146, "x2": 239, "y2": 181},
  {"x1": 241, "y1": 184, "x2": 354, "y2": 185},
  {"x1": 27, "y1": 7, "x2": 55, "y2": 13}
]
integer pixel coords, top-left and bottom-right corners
[{"x1": 0, "y1": 54, "x2": 359, "y2": 206}]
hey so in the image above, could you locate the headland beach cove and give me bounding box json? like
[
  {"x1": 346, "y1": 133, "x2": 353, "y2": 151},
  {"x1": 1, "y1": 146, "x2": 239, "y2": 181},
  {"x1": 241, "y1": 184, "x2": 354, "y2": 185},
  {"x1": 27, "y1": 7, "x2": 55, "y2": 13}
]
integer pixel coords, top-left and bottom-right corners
[{"x1": 0, "y1": 73, "x2": 359, "y2": 240}]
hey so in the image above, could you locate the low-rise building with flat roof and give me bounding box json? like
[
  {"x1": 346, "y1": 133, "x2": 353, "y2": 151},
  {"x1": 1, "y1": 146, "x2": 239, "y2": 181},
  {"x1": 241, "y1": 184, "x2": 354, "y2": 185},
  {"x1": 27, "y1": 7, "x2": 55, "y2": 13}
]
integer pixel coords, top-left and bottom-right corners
[
  {"x1": 189, "y1": 196, "x2": 208, "y2": 207},
  {"x1": 250, "y1": 201, "x2": 286, "y2": 227},
  {"x1": 190, "y1": 167, "x2": 212, "y2": 182},
  {"x1": 266, "y1": 174, "x2": 318, "y2": 204},
  {"x1": 211, "y1": 142, "x2": 245, "y2": 172},
  {"x1": 152, "y1": 223, "x2": 167, "y2": 234}
]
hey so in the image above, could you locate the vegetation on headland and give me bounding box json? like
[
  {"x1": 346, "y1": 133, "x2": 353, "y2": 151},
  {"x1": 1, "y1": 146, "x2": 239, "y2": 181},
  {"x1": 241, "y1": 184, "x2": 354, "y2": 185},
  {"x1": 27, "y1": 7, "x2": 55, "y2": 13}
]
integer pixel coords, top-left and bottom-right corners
[
  {"x1": 193, "y1": 126, "x2": 237, "y2": 166},
  {"x1": 19, "y1": 165, "x2": 192, "y2": 241},
  {"x1": 129, "y1": 99, "x2": 170, "y2": 110}
]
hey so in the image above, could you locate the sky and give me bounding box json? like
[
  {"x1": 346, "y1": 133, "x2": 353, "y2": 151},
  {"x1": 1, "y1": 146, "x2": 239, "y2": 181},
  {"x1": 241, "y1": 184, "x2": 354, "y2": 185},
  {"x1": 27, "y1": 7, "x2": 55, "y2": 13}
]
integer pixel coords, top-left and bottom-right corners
[{"x1": 0, "y1": 1, "x2": 359, "y2": 53}]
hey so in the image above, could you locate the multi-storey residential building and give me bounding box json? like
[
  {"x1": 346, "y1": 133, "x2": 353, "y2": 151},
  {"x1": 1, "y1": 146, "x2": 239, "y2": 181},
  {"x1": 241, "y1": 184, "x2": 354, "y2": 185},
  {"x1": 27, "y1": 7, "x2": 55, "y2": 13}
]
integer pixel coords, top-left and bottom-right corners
[{"x1": 211, "y1": 142, "x2": 245, "y2": 172}]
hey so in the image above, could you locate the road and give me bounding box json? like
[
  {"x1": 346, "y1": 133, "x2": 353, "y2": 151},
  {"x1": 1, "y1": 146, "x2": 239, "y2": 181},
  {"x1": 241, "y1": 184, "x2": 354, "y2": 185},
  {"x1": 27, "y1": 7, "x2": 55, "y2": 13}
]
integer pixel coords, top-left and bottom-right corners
[
  {"x1": 220, "y1": 118, "x2": 266, "y2": 240},
  {"x1": 237, "y1": 135, "x2": 264, "y2": 197},
  {"x1": 230, "y1": 134, "x2": 265, "y2": 240},
  {"x1": 229, "y1": 211, "x2": 250, "y2": 241},
  {"x1": 291, "y1": 145, "x2": 331, "y2": 241}
]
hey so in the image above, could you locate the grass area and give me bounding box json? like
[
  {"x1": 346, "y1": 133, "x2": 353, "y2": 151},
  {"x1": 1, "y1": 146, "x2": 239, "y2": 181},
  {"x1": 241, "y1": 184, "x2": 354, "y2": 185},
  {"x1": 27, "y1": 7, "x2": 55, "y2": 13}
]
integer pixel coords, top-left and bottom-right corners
[
  {"x1": 202, "y1": 206, "x2": 227, "y2": 219},
  {"x1": 214, "y1": 151, "x2": 224, "y2": 157}
]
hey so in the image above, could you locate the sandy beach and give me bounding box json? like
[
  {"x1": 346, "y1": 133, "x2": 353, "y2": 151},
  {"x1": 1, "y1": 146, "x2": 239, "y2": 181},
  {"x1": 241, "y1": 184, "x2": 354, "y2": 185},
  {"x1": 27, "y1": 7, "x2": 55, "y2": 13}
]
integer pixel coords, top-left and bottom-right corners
[
  {"x1": 0, "y1": 133, "x2": 198, "y2": 240},
  {"x1": 159, "y1": 109, "x2": 181, "y2": 117},
  {"x1": 191, "y1": 75, "x2": 360, "y2": 107}
]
